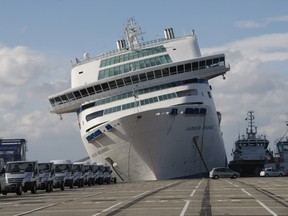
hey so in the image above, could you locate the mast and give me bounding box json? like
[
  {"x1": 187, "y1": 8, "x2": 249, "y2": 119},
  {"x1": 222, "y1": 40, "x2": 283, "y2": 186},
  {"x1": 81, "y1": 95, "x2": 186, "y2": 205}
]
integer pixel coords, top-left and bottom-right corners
[
  {"x1": 246, "y1": 110, "x2": 257, "y2": 139},
  {"x1": 124, "y1": 17, "x2": 144, "y2": 50}
]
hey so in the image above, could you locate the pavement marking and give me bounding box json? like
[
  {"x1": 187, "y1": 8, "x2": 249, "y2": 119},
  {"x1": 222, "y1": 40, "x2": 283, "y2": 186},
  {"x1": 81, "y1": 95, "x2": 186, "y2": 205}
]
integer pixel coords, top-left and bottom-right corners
[
  {"x1": 179, "y1": 178, "x2": 203, "y2": 216},
  {"x1": 132, "y1": 190, "x2": 150, "y2": 198},
  {"x1": 179, "y1": 200, "x2": 190, "y2": 216},
  {"x1": 241, "y1": 188, "x2": 277, "y2": 216},
  {"x1": 92, "y1": 202, "x2": 123, "y2": 216},
  {"x1": 190, "y1": 189, "x2": 196, "y2": 197},
  {"x1": 14, "y1": 204, "x2": 58, "y2": 216},
  {"x1": 256, "y1": 200, "x2": 278, "y2": 216},
  {"x1": 225, "y1": 179, "x2": 239, "y2": 187}
]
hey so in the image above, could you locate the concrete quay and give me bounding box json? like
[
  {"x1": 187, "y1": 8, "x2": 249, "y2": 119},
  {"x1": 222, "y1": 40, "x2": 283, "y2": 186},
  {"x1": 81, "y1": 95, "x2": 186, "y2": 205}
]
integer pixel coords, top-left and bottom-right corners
[{"x1": 0, "y1": 177, "x2": 287, "y2": 216}]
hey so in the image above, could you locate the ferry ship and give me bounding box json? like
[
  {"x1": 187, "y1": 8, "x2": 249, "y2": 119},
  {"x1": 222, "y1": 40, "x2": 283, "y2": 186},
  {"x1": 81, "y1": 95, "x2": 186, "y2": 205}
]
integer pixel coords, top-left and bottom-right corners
[
  {"x1": 229, "y1": 111, "x2": 273, "y2": 176},
  {"x1": 48, "y1": 18, "x2": 230, "y2": 181}
]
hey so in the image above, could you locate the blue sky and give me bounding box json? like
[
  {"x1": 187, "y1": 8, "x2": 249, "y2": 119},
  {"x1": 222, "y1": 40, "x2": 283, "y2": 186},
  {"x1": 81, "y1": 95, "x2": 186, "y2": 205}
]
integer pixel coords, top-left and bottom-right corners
[{"x1": 0, "y1": 0, "x2": 288, "y2": 162}]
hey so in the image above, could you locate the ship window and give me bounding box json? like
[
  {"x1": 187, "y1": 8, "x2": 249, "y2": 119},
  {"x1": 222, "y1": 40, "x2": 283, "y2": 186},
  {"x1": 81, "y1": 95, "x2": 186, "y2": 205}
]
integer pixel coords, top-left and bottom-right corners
[
  {"x1": 94, "y1": 85, "x2": 102, "y2": 93},
  {"x1": 162, "y1": 68, "x2": 169, "y2": 77},
  {"x1": 135, "y1": 62, "x2": 141, "y2": 70},
  {"x1": 147, "y1": 71, "x2": 154, "y2": 80},
  {"x1": 67, "y1": 93, "x2": 75, "y2": 100},
  {"x1": 124, "y1": 77, "x2": 132, "y2": 85},
  {"x1": 114, "y1": 67, "x2": 120, "y2": 75},
  {"x1": 192, "y1": 62, "x2": 198, "y2": 70},
  {"x1": 131, "y1": 75, "x2": 139, "y2": 83},
  {"x1": 54, "y1": 97, "x2": 61, "y2": 103},
  {"x1": 49, "y1": 99, "x2": 55, "y2": 107},
  {"x1": 155, "y1": 56, "x2": 161, "y2": 65},
  {"x1": 60, "y1": 95, "x2": 68, "y2": 101},
  {"x1": 154, "y1": 70, "x2": 162, "y2": 78},
  {"x1": 185, "y1": 63, "x2": 191, "y2": 72},
  {"x1": 108, "y1": 81, "x2": 117, "y2": 89},
  {"x1": 124, "y1": 64, "x2": 130, "y2": 73},
  {"x1": 86, "y1": 110, "x2": 104, "y2": 121},
  {"x1": 73, "y1": 91, "x2": 81, "y2": 99},
  {"x1": 208, "y1": 91, "x2": 212, "y2": 98},
  {"x1": 212, "y1": 58, "x2": 218, "y2": 64},
  {"x1": 177, "y1": 65, "x2": 184, "y2": 73},
  {"x1": 206, "y1": 59, "x2": 212, "y2": 67},
  {"x1": 116, "y1": 79, "x2": 124, "y2": 87},
  {"x1": 87, "y1": 87, "x2": 95, "y2": 95},
  {"x1": 150, "y1": 58, "x2": 156, "y2": 66},
  {"x1": 101, "y1": 83, "x2": 109, "y2": 91},
  {"x1": 139, "y1": 73, "x2": 147, "y2": 82},
  {"x1": 80, "y1": 89, "x2": 88, "y2": 97},
  {"x1": 144, "y1": 59, "x2": 151, "y2": 67},
  {"x1": 170, "y1": 66, "x2": 176, "y2": 75},
  {"x1": 199, "y1": 60, "x2": 205, "y2": 69}
]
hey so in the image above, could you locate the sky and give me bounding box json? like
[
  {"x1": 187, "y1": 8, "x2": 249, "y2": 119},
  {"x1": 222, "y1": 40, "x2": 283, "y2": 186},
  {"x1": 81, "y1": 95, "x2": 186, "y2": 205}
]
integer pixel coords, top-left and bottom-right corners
[{"x1": 0, "y1": 0, "x2": 288, "y2": 163}]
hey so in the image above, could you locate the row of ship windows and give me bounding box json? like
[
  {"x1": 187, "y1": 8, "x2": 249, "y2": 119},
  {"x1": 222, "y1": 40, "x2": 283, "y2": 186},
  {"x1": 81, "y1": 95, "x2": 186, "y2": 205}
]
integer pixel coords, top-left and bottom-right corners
[
  {"x1": 100, "y1": 45, "x2": 166, "y2": 67},
  {"x1": 81, "y1": 80, "x2": 200, "y2": 112},
  {"x1": 98, "y1": 55, "x2": 172, "y2": 80},
  {"x1": 49, "y1": 56, "x2": 224, "y2": 108},
  {"x1": 236, "y1": 143, "x2": 268, "y2": 147},
  {"x1": 86, "y1": 92, "x2": 177, "y2": 122}
]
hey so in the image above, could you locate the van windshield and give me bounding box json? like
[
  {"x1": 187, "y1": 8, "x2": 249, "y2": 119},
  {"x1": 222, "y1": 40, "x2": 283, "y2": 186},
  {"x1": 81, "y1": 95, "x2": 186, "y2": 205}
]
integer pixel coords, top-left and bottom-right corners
[
  {"x1": 6, "y1": 162, "x2": 35, "y2": 173},
  {"x1": 39, "y1": 163, "x2": 51, "y2": 173},
  {"x1": 55, "y1": 164, "x2": 71, "y2": 173}
]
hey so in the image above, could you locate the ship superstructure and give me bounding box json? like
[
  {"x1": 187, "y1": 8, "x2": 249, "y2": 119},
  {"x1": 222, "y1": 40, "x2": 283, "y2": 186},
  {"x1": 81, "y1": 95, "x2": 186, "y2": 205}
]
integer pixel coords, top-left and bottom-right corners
[
  {"x1": 229, "y1": 111, "x2": 272, "y2": 176},
  {"x1": 265, "y1": 123, "x2": 288, "y2": 175},
  {"x1": 48, "y1": 17, "x2": 230, "y2": 181}
]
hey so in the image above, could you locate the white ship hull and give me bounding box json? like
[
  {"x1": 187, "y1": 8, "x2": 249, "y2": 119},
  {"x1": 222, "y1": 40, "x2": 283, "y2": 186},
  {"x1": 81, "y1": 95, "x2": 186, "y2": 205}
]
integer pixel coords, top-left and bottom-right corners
[{"x1": 80, "y1": 105, "x2": 226, "y2": 181}]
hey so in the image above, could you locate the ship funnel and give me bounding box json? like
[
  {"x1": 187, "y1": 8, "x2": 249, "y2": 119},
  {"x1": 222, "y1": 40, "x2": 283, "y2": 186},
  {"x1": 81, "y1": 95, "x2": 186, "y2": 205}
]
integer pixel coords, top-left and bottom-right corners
[
  {"x1": 116, "y1": 39, "x2": 127, "y2": 51},
  {"x1": 164, "y1": 28, "x2": 175, "y2": 39}
]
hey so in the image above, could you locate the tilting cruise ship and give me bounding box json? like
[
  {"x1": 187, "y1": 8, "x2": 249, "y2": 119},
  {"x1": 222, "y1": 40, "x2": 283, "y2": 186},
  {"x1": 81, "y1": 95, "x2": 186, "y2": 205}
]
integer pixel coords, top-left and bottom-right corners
[
  {"x1": 48, "y1": 18, "x2": 230, "y2": 181},
  {"x1": 229, "y1": 111, "x2": 273, "y2": 176}
]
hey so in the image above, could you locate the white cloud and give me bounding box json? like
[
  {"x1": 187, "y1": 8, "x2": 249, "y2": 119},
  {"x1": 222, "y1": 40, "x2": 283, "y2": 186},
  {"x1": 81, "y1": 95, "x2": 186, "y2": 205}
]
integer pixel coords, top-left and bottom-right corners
[
  {"x1": 205, "y1": 32, "x2": 288, "y2": 160},
  {"x1": 234, "y1": 15, "x2": 288, "y2": 29},
  {"x1": 234, "y1": 20, "x2": 267, "y2": 28},
  {"x1": 0, "y1": 45, "x2": 45, "y2": 86},
  {"x1": 0, "y1": 44, "x2": 87, "y2": 162}
]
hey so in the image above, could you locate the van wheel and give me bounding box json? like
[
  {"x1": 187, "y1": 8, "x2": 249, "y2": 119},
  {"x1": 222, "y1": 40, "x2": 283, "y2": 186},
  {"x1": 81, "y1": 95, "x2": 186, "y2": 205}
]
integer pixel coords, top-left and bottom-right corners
[
  {"x1": 46, "y1": 184, "x2": 50, "y2": 192},
  {"x1": 61, "y1": 182, "x2": 65, "y2": 191},
  {"x1": 31, "y1": 183, "x2": 37, "y2": 194},
  {"x1": 213, "y1": 175, "x2": 219, "y2": 179},
  {"x1": 231, "y1": 174, "x2": 237, "y2": 179},
  {"x1": 50, "y1": 182, "x2": 53, "y2": 192},
  {"x1": 2, "y1": 191, "x2": 7, "y2": 195},
  {"x1": 16, "y1": 185, "x2": 23, "y2": 195}
]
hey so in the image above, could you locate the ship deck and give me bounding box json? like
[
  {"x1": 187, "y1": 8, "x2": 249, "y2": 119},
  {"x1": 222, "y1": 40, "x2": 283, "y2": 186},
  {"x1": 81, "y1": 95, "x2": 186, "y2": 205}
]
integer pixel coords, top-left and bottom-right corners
[{"x1": 1, "y1": 177, "x2": 287, "y2": 215}]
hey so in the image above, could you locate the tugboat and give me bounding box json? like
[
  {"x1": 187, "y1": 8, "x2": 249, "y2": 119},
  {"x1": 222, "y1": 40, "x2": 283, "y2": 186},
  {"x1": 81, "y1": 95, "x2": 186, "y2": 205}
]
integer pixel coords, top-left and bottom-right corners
[
  {"x1": 228, "y1": 111, "x2": 273, "y2": 177},
  {"x1": 265, "y1": 122, "x2": 288, "y2": 176}
]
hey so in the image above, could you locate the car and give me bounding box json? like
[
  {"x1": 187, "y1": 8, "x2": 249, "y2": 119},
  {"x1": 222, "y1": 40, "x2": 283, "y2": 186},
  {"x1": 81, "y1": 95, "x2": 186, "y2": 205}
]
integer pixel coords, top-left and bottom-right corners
[
  {"x1": 260, "y1": 168, "x2": 284, "y2": 177},
  {"x1": 209, "y1": 167, "x2": 240, "y2": 179}
]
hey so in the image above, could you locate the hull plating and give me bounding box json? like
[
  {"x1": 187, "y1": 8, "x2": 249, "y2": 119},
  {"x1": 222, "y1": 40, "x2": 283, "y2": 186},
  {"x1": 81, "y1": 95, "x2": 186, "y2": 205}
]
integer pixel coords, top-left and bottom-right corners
[{"x1": 81, "y1": 105, "x2": 227, "y2": 181}]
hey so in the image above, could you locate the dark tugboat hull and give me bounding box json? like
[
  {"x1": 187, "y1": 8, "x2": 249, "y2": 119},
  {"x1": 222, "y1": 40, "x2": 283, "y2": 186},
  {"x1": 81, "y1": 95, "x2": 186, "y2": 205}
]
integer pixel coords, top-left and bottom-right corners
[{"x1": 228, "y1": 160, "x2": 265, "y2": 177}]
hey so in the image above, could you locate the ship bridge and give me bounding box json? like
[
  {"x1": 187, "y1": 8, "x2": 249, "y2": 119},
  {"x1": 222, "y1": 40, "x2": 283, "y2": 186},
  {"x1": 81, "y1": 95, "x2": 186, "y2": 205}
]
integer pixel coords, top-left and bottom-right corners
[{"x1": 48, "y1": 54, "x2": 229, "y2": 115}]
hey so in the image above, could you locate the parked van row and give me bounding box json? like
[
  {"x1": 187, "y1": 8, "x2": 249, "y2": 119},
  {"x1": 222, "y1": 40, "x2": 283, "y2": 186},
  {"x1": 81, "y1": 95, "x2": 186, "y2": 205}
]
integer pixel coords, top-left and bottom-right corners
[{"x1": 0, "y1": 158, "x2": 116, "y2": 196}]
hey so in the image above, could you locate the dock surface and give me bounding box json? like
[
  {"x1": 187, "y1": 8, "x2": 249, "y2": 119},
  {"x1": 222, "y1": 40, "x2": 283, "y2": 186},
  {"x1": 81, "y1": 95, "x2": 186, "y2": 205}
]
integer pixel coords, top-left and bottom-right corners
[{"x1": 0, "y1": 177, "x2": 287, "y2": 216}]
